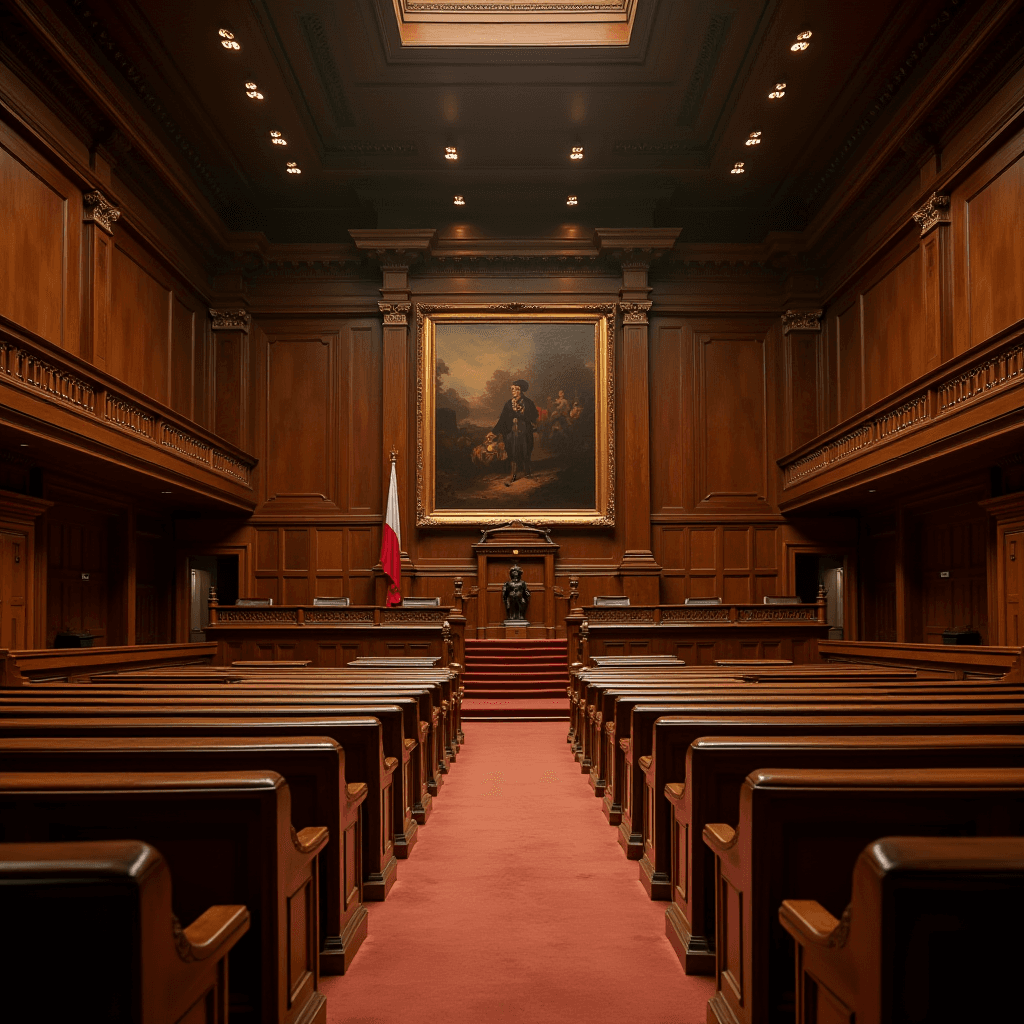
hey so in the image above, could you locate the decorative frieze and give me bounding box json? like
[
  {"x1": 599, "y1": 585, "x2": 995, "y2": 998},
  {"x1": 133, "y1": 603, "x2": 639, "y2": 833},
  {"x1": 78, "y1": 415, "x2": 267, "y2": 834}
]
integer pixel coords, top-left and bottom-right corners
[
  {"x1": 911, "y1": 192, "x2": 951, "y2": 236},
  {"x1": 379, "y1": 301, "x2": 412, "y2": 326},
  {"x1": 781, "y1": 309, "x2": 823, "y2": 334},
  {"x1": 619, "y1": 301, "x2": 652, "y2": 325},
  {"x1": 209, "y1": 309, "x2": 251, "y2": 333},
  {"x1": 82, "y1": 190, "x2": 121, "y2": 235}
]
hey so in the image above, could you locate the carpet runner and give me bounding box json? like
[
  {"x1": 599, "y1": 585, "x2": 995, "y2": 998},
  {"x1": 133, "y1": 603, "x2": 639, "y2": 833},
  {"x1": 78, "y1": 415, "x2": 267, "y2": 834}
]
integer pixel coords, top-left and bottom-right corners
[{"x1": 461, "y1": 639, "x2": 570, "y2": 720}]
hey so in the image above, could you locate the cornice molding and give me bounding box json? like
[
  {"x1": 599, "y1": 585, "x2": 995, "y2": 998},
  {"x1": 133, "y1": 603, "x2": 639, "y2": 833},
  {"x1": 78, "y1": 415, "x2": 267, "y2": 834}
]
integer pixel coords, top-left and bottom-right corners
[
  {"x1": 594, "y1": 228, "x2": 682, "y2": 261},
  {"x1": 209, "y1": 309, "x2": 251, "y2": 333},
  {"x1": 782, "y1": 309, "x2": 823, "y2": 334},
  {"x1": 82, "y1": 189, "x2": 120, "y2": 234},
  {"x1": 912, "y1": 192, "x2": 951, "y2": 235}
]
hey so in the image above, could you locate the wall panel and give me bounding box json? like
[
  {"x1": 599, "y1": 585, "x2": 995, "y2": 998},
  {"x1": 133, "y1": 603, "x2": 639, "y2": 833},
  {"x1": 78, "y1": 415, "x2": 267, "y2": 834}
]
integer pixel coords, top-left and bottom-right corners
[
  {"x1": 650, "y1": 323, "x2": 688, "y2": 513},
  {"x1": 835, "y1": 298, "x2": 862, "y2": 421},
  {"x1": 0, "y1": 129, "x2": 74, "y2": 348}
]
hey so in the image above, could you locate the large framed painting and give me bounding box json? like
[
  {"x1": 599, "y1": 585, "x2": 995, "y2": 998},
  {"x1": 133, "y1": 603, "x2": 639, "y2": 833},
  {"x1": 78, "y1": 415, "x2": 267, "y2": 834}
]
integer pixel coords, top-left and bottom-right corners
[{"x1": 416, "y1": 303, "x2": 615, "y2": 526}]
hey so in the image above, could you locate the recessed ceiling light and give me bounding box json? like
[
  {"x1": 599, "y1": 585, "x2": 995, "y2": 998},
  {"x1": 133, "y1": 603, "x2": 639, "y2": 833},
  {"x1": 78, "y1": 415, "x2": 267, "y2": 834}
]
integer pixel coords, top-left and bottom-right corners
[
  {"x1": 566, "y1": 195, "x2": 578, "y2": 206},
  {"x1": 570, "y1": 146, "x2": 584, "y2": 160},
  {"x1": 745, "y1": 131, "x2": 762, "y2": 146},
  {"x1": 245, "y1": 82, "x2": 264, "y2": 100},
  {"x1": 868, "y1": 488, "x2": 877, "y2": 493},
  {"x1": 791, "y1": 30, "x2": 812, "y2": 52},
  {"x1": 453, "y1": 195, "x2": 465, "y2": 206},
  {"x1": 218, "y1": 29, "x2": 240, "y2": 51},
  {"x1": 769, "y1": 82, "x2": 787, "y2": 99},
  {"x1": 19, "y1": 443, "x2": 29, "y2": 447},
  {"x1": 160, "y1": 490, "x2": 173, "y2": 494},
  {"x1": 270, "y1": 130, "x2": 287, "y2": 146},
  {"x1": 731, "y1": 162, "x2": 745, "y2": 175},
  {"x1": 286, "y1": 162, "x2": 301, "y2": 174},
  {"x1": 445, "y1": 146, "x2": 458, "y2": 161}
]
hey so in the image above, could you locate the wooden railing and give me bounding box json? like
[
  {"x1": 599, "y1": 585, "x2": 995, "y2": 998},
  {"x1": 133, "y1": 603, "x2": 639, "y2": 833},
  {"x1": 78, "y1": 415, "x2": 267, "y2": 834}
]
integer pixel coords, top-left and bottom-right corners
[
  {"x1": 819, "y1": 640, "x2": 1024, "y2": 683},
  {"x1": 0, "y1": 643, "x2": 218, "y2": 687},
  {"x1": 0, "y1": 334, "x2": 255, "y2": 489},
  {"x1": 779, "y1": 319, "x2": 1024, "y2": 488},
  {"x1": 579, "y1": 599, "x2": 827, "y2": 625},
  {"x1": 208, "y1": 603, "x2": 452, "y2": 627}
]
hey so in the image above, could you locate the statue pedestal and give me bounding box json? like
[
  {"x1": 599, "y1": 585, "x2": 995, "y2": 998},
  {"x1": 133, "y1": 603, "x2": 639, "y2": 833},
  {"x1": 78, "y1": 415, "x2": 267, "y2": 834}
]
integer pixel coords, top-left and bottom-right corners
[{"x1": 504, "y1": 618, "x2": 529, "y2": 639}]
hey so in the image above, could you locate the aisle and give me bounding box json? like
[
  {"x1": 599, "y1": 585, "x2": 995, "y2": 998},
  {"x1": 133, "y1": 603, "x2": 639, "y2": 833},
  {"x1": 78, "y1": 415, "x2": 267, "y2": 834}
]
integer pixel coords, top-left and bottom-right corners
[{"x1": 322, "y1": 721, "x2": 714, "y2": 1024}]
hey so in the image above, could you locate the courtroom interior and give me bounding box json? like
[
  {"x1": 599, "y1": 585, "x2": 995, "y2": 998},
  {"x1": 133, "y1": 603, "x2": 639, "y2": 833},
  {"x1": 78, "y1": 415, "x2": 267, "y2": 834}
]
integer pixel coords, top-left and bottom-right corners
[{"x1": 2, "y1": 1, "x2": 1024, "y2": 1022}]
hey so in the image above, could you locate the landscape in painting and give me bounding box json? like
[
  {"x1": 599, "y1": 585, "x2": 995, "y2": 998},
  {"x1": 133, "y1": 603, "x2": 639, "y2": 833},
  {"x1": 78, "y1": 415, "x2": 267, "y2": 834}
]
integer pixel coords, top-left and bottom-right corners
[{"x1": 433, "y1": 321, "x2": 597, "y2": 512}]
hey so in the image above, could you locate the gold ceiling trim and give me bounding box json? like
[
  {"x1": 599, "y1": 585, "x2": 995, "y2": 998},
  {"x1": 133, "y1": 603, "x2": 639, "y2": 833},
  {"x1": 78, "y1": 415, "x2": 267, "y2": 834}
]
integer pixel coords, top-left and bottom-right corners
[{"x1": 391, "y1": 0, "x2": 638, "y2": 47}]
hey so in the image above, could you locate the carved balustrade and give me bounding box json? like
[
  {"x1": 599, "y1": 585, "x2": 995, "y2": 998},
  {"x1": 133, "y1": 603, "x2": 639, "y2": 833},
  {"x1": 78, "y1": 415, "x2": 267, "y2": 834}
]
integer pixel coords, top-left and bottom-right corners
[{"x1": 0, "y1": 334, "x2": 255, "y2": 491}]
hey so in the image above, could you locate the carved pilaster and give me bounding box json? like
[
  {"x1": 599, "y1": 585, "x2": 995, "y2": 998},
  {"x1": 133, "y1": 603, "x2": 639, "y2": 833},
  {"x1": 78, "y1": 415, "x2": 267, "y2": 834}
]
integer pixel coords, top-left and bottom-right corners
[
  {"x1": 82, "y1": 190, "x2": 120, "y2": 234},
  {"x1": 781, "y1": 309, "x2": 823, "y2": 334},
  {"x1": 379, "y1": 302, "x2": 412, "y2": 326},
  {"x1": 209, "y1": 309, "x2": 251, "y2": 333},
  {"x1": 911, "y1": 192, "x2": 951, "y2": 236}
]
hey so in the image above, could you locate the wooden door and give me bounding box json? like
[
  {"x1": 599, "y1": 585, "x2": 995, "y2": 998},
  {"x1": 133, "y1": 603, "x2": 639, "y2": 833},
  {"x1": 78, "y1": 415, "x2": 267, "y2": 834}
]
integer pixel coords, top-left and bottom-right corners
[
  {"x1": 0, "y1": 530, "x2": 28, "y2": 649},
  {"x1": 1004, "y1": 529, "x2": 1024, "y2": 645}
]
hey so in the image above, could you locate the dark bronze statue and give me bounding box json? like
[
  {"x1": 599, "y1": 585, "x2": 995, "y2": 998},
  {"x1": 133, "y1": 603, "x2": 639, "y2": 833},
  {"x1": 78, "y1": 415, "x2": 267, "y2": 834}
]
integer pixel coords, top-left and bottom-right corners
[{"x1": 502, "y1": 564, "x2": 530, "y2": 622}]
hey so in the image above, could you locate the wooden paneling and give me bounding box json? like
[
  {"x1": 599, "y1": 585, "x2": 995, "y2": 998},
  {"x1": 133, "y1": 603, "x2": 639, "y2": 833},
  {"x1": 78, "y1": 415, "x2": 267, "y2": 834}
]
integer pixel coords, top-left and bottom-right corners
[
  {"x1": 346, "y1": 326, "x2": 381, "y2": 515},
  {"x1": 835, "y1": 298, "x2": 862, "y2": 421},
  {"x1": 786, "y1": 331, "x2": 819, "y2": 451},
  {"x1": 964, "y1": 147, "x2": 1024, "y2": 350},
  {"x1": 695, "y1": 331, "x2": 770, "y2": 510},
  {"x1": 650, "y1": 324, "x2": 687, "y2": 513},
  {"x1": 109, "y1": 241, "x2": 171, "y2": 404},
  {"x1": 861, "y1": 245, "x2": 923, "y2": 407},
  {"x1": 46, "y1": 506, "x2": 112, "y2": 647},
  {"x1": 170, "y1": 297, "x2": 194, "y2": 418},
  {"x1": 0, "y1": 127, "x2": 76, "y2": 349}
]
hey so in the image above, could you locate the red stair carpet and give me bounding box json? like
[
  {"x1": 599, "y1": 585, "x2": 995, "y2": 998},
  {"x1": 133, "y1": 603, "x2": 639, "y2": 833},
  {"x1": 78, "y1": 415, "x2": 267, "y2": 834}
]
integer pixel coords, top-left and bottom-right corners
[
  {"x1": 461, "y1": 639, "x2": 570, "y2": 720},
  {"x1": 322, "y1": 721, "x2": 714, "y2": 1024}
]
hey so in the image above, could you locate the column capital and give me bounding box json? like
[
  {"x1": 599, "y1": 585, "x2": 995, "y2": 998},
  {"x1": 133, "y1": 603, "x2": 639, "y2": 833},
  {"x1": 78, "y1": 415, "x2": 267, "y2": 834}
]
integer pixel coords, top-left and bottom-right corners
[
  {"x1": 83, "y1": 190, "x2": 121, "y2": 235},
  {"x1": 781, "y1": 309, "x2": 823, "y2": 334},
  {"x1": 379, "y1": 301, "x2": 412, "y2": 326},
  {"x1": 349, "y1": 229, "x2": 437, "y2": 265},
  {"x1": 619, "y1": 301, "x2": 653, "y2": 325},
  {"x1": 209, "y1": 309, "x2": 251, "y2": 333},
  {"x1": 911, "y1": 192, "x2": 950, "y2": 236},
  {"x1": 593, "y1": 227, "x2": 681, "y2": 263}
]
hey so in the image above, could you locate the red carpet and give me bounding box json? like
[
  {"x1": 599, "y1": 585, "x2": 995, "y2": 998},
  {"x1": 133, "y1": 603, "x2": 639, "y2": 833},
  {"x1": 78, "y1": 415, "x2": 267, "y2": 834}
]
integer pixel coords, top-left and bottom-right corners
[
  {"x1": 461, "y1": 697, "x2": 569, "y2": 720},
  {"x1": 462, "y1": 640, "x2": 570, "y2": 701},
  {"x1": 322, "y1": 721, "x2": 714, "y2": 1024}
]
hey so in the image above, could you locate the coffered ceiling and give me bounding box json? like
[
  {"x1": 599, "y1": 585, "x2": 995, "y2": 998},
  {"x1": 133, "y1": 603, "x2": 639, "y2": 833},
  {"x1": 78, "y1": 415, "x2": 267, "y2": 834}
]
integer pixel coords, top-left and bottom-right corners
[{"x1": 34, "y1": 0, "x2": 986, "y2": 245}]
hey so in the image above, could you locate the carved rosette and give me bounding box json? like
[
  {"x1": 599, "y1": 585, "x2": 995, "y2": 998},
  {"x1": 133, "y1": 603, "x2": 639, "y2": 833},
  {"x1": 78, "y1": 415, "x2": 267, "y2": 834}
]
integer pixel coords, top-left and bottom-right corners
[
  {"x1": 82, "y1": 190, "x2": 121, "y2": 235},
  {"x1": 619, "y1": 301, "x2": 652, "y2": 325},
  {"x1": 912, "y1": 193, "x2": 951, "y2": 236},
  {"x1": 781, "y1": 309, "x2": 823, "y2": 334},
  {"x1": 209, "y1": 309, "x2": 251, "y2": 333},
  {"x1": 379, "y1": 301, "x2": 412, "y2": 326}
]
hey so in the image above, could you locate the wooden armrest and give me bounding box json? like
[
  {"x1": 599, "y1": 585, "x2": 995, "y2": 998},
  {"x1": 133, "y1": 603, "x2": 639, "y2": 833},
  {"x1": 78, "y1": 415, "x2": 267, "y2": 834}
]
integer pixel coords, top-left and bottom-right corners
[
  {"x1": 432, "y1": 709, "x2": 440, "y2": 723},
  {"x1": 604, "y1": 722, "x2": 615, "y2": 735},
  {"x1": 292, "y1": 825, "x2": 329, "y2": 855},
  {"x1": 384, "y1": 756, "x2": 399, "y2": 775},
  {"x1": 778, "y1": 900, "x2": 844, "y2": 946},
  {"x1": 346, "y1": 781, "x2": 369, "y2": 806},
  {"x1": 404, "y1": 738, "x2": 417, "y2": 751},
  {"x1": 664, "y1": 782, "x2": 685, "y2": 802},
  {"x1": 703, "y1": 823, "x2": 737, "y2": 852},
  {"x1": 441, "y1": 700, "x2": 450, "y2": 711},
  {"x1": 419, "y1": 721, "x2": 430, "y2": 739},
  {"x1": 638, "y1": 755, "x2": 652, "y2": 772},
  {"x1": 618, "y1": 738, "x2": 630, "y2": 752},
  {"x1": 179, "y1": 905, "x2": 250, "y2": 961},
  {"x1": 595, "y1": 712, "x2": 603, "y2": 724}
]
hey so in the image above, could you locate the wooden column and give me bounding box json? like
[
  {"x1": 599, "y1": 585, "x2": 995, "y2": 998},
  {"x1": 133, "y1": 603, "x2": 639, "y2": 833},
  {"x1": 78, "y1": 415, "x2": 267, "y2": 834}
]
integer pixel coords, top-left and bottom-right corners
[
  {"x1": 781, "y1": 310, "x2": 824, "y2": 452},
  {"x1": 208, "y1": 309, "x2": 250, "y2": 450},
  {"x1": 912, "y1": 192, "x2": 953, "y2": 369},
  {"x1": 595, "y1": 228, "x2": 680, "y2": 605},
  {"x1": 350, "y1": 230, "x2": 437, "y2": 602},
  {"x1": 81, "y1": 190, "x2": 120, "y2": 368}
]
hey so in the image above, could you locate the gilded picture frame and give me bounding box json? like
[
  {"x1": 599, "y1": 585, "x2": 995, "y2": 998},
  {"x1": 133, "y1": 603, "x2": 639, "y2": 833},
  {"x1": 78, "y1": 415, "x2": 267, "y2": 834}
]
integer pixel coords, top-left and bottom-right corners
[{"x1": 416, "y1": 303, "x2": 615, "y2": 527}]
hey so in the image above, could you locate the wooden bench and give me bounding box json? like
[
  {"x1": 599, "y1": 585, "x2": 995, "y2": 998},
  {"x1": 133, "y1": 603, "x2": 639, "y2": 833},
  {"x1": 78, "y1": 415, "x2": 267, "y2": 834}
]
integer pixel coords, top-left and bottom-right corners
[
  {"x1": 0, "y1": 735, "x2": 367, "y2": 974},
  {"x1": 702, "y1": 767, "x2": 1024, "y2": 1024},
  {"x1": 779, "y1": 836, "x2": 1024, "y2": 1024},
  {"x1": 664, "y1": 733, "x2": 1024, "y2": 974},
  {"x1": 13, "y1": 682, "x2": 442, "y2": 826},
  {"x1": 0, "y1": 695, "x2": 419, "y2": 863},
  {"x1": 0, "y1": 770, "x2": 329, "y2": 1024},
  {"x1": 0, "y1": 714, "x2": 399, "y2": 901},
  {"x1": 0, "y1": 838, "x2": 249, "y2": 1023},
  {"x1": 626, "y1": 698, "x2": 1024, "y2": 880}
]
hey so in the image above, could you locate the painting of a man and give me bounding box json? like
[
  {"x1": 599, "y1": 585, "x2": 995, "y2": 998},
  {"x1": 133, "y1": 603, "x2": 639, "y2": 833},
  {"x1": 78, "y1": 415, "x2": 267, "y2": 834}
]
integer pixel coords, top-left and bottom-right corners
[
  {"x1": 423, "y1": 313, "x2": 612, "y2": 523},
  {"x1": 493, "y1": 379, "x2": 538, "y2": 484}
]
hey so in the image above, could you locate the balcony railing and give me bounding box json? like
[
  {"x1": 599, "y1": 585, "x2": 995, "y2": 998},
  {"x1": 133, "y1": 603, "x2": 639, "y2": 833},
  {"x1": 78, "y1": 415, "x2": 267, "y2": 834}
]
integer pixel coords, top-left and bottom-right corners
[
  {"x1": 0, "y1": 333, "x2": 255, "y2": 490},
  {"x1": 779, "y1": 319, "x2": 1024, "y2": 489}
]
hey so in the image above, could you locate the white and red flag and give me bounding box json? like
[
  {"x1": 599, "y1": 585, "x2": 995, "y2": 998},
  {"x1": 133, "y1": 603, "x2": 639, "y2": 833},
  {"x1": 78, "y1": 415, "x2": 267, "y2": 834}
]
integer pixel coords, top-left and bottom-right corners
[{"x1": 380, "y1": 459, "x2": 402, "y2": 606}]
